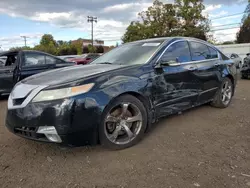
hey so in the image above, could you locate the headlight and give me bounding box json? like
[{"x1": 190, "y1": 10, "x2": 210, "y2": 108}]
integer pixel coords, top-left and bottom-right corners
[{"x1": 32, "y1": 83, "x2": 94, "y2": 102}]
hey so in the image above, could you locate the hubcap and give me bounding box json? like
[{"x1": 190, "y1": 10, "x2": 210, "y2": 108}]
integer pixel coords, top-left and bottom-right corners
[
  {"x1": 104, "y1": 103, "x2": 142, "y2": 145},
  {"x1": 221, "y1": 81, "x2": 232, "y2": 105}
]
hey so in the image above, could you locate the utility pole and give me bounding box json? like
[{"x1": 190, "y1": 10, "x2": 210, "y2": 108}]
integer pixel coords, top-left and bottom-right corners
[
  {"x1": 20, "y1": 36, "x2": 28, "y2": 47},
  {"x1": 87, "y1": 16, "x2": 97, "y2": 46}
]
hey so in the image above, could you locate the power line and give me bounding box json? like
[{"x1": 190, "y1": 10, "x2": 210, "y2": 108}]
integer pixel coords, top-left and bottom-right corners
[
  {"x1": 211, "y1": 12, "x2": 245, "y2": 20},
  {"x1": 215, "y1": 33, "x2": 238, "y2": 36},
  {"x1": 211, "y1": 26, "x2": 240, "y2": 32},
  {"x1": 211, "y1": 23, "x2": 241, "y2": 28},
  {"x1": 87, "y1": 16, "x2": 97, "y2": 46}
]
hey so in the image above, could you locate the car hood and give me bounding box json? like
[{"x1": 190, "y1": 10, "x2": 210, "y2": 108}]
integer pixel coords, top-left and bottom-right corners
[{"x1": 21, "y1": 64, "x2": 127, "y2": 86}]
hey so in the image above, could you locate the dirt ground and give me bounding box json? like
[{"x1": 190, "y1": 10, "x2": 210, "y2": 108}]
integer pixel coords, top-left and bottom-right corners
[{"x1": 0, "y1": 80, "x2": 250, "y2": 188}]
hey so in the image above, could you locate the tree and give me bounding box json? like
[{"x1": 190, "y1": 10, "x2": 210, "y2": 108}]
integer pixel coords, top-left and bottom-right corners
[
  {"x1": 82, "y1": 45, "x2": 89, "y2": 54},
  {"x1": 237, "y1": 16, "x2": 250, "y2": 43},
  {"x1": 96, "y1": 45, "x2": 104, "y2": 53},
  {"x1": 222, "y1": 41, "x2": 235, "y2": 45},
  {"x1": 71, "y1": 40, "x2": 83, "y2": 55},
  {"x1": 122, "y1": 0, "x2": 210, "y2": 43},
  {"x1": 9, "y1": 46, "x2": 32, "y2": 51},
  {"x1": 175, "y1": 0, "x2": 209, "y2": 40},
  {"x1": 88, "y1": 44, "x2": 96, "y2": 53},
  {"x1": 241, "y1": 0, "x2": 250, "y2": 23},
  {"x1": 40, "y1": 34, "x2": 56, "y2": 46},
  {"x1": 237, "y1": 1, "x2": 250, "y2": 43}
]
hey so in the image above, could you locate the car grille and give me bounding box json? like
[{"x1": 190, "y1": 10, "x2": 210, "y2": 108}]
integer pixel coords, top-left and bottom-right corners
[{"x1": 14, "y1": 127, "x2": 48, "y2": 141}]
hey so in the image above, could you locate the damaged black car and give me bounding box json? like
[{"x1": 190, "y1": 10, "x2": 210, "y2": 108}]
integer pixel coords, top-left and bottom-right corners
[{"x1": 6, "y1": 37, "x2": 237, "y2": 150}]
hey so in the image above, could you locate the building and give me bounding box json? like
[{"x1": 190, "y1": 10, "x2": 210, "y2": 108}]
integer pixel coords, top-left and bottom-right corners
[
  {"x1": 72, "y1": 38, "x2": 114, "y2": 53},
  {"x1": 72, "y1": 38, "x2": 104, "y2": 46},
  {"x1": 216, "y1": 43, "x2": 250, "y2": 59}
]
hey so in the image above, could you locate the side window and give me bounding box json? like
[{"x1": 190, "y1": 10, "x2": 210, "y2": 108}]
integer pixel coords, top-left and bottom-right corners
[
  {"x1": 189, "y1": 42, "x2": 210, "y2": 61},
  {"x1": 5, "y1": 55, "x2": 17, "y2": 66},
  {"x1": 208, "y1": 47, "x2": 218, "y2": 59},
  {"x1": 162, "y1": 41, "x2": 191, "y2": 63},
  {"x1": 24, "y1": 53, "x2": 45, "y2": 66},
  {"x1": 56, "y1": 59, "x2": 66, "y2": 64},
  {"x1": 46, "y1": 56, "x2": 65, "y2": 64},
  {"x1": 46, "y1": 56, "x2": 57, "y2": 64}
]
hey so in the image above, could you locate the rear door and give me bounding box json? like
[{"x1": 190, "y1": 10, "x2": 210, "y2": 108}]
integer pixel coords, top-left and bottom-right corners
[
  {"x1": 188, "y1": 41, "x2": 221, "y2": 104},
  {"x1": 19, "y1": 51, "x2": 48, "y2": 81}
]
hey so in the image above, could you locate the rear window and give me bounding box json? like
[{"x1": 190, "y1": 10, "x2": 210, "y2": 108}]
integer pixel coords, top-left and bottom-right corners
[
  {"x1": 208, "y1": 47, "x2": 218, "y2": 59},
  {"x1": 189, "y1": 42, "x2": 210, "y2": 61}
]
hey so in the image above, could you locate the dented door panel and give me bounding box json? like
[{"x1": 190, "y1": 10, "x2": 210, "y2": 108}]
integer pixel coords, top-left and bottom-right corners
[{"x1": 153, "y1": 64, "x2": 200, "y2": 117}]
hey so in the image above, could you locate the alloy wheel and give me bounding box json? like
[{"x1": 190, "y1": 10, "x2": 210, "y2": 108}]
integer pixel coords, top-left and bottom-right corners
[
  {"x1": 221, "y1": 80, "x2": 232, "y2": 105},
  {"x1": 104, "y1": 103, "x2": 143, "y2": 145}
]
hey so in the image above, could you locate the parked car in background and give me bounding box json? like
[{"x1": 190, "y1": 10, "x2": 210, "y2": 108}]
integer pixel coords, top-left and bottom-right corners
[
  {"x1": 229, "y1": 53, "x2": 242, "y2": 69},
  {"x1": 70, "y1": 53, "x2": 101, "y2": 65},
  {"x1": 0, "y1": 50, "x2": 75, "y2": 96},
  {"x1": 241, "y1": 53, "x2": 250, "y2": 79},
  {"x1": 0, "y1": 56, "x2": 7, "y2": 66},
  {"x1": 58, "y1": 55, "x2": 80, "y2": 62},
  {"x1": 6, "y1": 37, "x2": 237, "y2": 150}
]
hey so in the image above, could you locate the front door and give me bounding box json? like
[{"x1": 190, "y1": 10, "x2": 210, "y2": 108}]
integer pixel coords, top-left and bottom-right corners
[
  {"x1": 153, "y1": 41, "x2": 201, "y2": 118},
  {"x1": 19, "y1": 52, "x2": 48, "y2": 81},
  {"x1": 0, "y1": 53, "x2": 19, "y2": 94}
]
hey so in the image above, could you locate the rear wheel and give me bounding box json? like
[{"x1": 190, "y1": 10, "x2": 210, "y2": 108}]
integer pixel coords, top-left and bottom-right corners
[
  {"x1": 99, "y1": 95, "x2": 147, "y2": 150},
  {"x1": 211, "y1": 77, "x2": 233, "y2": 108}
]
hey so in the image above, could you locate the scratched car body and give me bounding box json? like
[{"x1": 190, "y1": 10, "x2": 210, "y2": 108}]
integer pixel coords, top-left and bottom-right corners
[{"x1": 6, "y1": 37, "x2": 237, "y2": 150}]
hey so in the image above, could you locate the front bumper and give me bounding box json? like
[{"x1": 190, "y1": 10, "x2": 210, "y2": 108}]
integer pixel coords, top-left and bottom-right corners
[{"x1": 5, "y1": 94, "x2": 108, "y2": 146}]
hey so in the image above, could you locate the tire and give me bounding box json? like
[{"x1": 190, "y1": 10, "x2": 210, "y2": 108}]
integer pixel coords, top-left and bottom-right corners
[
  {"x1": 211, "y1": 77, "x2": 233, "y2": 108},
  {"x1": 99, "y1": 94, "x2": 147, "y2": 150}
]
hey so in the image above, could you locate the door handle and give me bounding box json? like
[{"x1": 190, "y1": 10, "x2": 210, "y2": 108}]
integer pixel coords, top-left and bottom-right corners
[
  {"x1": 188, "y1": 66, "x2": 197, "y2": 71},
  {"x1": 214, "y1": 62, "x2": 220, "y2": 66}
]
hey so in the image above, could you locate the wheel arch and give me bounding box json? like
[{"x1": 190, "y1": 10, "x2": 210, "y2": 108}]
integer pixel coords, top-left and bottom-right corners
[{"x1": 102, "y1": 91, "x2": 154, "y2": 135}]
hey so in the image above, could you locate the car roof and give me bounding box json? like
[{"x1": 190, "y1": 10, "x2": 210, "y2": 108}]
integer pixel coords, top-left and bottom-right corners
[
  {"x1": 128, "y1": 37, "x2": 212, "y2": 46},
  {"x1": 0, "y1": 50, "x2": 66, "y2": 60},
  {"x1": 0, "y1": 50, "x2": 19, "y2": 56}
]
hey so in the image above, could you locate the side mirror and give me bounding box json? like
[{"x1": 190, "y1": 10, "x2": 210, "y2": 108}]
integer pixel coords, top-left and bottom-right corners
[{"x1": 230, "y1": 55, "x2": 235, "y2": 59}]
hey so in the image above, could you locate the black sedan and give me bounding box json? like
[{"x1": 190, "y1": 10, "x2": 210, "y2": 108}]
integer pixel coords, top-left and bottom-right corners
[
  {"x1": 6, "y1": 37, "x2": 237, "y2": 150},
  {"x1": 0, "y1": 50, "x2": 75, "y2": 96}
]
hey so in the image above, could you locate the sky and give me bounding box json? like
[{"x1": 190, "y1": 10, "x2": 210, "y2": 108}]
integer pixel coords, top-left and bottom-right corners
[{"x1": 0, "y1": 0, "x2": 248, "y2": 50}]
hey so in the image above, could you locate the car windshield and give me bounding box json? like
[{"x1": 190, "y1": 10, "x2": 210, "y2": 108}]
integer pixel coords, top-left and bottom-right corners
[{"x1": 92, "y1": 40, "x2": 165, "y2": 65}]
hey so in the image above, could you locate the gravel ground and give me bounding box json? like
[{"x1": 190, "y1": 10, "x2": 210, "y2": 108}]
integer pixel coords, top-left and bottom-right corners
[{"x1": 0, "y1": 80, "x2": 250, "y2": 188}]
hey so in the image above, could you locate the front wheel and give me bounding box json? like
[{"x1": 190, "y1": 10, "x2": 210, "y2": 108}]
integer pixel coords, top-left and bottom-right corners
[
  {"x1": 99, "y1": 95, "x2": 147, "y2": 150},
  {"x1": 211, "y1": 77, "x2": 233, "y2": 108}
]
